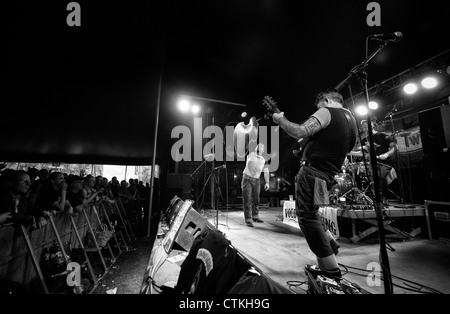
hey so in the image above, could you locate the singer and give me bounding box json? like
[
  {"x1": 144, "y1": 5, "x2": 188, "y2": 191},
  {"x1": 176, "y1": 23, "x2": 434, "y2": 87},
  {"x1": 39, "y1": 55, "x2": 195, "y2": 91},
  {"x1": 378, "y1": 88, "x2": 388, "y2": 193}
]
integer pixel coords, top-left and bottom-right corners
[{"x1": 241, "y1": 143, "x2": 270, "y2": 227}]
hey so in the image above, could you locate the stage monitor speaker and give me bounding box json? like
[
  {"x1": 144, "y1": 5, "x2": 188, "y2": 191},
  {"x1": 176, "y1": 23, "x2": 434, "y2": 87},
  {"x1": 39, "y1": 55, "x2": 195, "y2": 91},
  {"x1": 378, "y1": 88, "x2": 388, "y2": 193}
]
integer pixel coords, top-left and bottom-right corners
[
  {"x1": 173, "y1": 204, "x2": 214, "y2": 252},
  {"x1": 161, "y1": 196, "x2": 215, "y2": 253},
  {"x1": 147, "y1": 196, "x2": 293, "y2": 294},
  {"x1": 418, "y1": 105, "x2": 450, "y2": 155},
  {"x1": 423, "y1": 154, "x2": 450, "y2": 202},
  {"x1": 424, "y1": 200, "x2": 450, "y2": 245}
]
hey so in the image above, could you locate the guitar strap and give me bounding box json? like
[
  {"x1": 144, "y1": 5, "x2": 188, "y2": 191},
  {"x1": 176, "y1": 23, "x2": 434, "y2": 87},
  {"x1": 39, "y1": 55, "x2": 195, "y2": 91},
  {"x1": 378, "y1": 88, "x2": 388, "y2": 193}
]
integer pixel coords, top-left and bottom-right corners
[{"x1": 342, "y1": 109, "x2": 357, "y2": 153}]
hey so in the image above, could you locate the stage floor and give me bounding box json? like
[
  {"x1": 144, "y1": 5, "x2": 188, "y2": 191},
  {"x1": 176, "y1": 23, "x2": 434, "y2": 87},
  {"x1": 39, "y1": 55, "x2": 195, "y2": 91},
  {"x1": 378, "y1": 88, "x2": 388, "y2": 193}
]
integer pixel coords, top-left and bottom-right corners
[{"x1": 148, "y1": 205, "x2": 450, "y2": 294}]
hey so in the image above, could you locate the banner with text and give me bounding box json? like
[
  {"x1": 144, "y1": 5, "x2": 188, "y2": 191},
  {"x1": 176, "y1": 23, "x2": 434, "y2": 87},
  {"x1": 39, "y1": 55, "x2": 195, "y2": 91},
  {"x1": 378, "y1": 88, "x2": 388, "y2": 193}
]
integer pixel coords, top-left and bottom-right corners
[
  {"x1": 282, "y1": 202, "x2": 340, "y2": 239},
  {"x1": 319, "y1": 206, "x2": 340, "y2": 239},
  {"x1": 282, "y1": 201, "x2": 299, "y2": 229},
  {"x1": 394, "y1": 125, "x2": 423, "y2": 168}
]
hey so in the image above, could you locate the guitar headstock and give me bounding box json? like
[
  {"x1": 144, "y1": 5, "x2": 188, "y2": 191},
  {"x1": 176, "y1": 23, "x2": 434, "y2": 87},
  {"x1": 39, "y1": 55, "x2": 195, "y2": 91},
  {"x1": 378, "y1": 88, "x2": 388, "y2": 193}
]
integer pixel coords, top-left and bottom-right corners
[{"x1": 262, "y1": 96, "x2": 280, "y2": 114}]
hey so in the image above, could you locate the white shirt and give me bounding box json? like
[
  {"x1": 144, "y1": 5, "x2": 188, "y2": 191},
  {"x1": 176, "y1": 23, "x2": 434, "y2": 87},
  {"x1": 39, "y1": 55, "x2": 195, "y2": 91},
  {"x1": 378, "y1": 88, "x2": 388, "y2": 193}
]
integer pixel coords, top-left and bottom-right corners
[{"x1": 243, "y1": 152, "x2": 268, "y2": 179}]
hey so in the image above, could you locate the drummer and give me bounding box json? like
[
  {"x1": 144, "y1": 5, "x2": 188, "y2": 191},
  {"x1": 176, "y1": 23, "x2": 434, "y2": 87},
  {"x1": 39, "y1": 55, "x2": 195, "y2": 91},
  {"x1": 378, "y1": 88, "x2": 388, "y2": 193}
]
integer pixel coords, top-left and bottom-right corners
[
  {"x1": 358, "y1": 119, "x2": 398, "y2": 201},
  {"x1": 359, "y1": 120, "x2": 395, "y2": 163}
]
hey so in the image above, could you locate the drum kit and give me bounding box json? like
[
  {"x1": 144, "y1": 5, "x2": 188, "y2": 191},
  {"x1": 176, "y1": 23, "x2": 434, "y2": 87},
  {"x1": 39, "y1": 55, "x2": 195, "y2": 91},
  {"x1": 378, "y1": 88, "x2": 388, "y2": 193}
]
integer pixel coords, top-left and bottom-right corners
[{"x1": 329, "y1": 146, "x2": 376, "y2": 209}]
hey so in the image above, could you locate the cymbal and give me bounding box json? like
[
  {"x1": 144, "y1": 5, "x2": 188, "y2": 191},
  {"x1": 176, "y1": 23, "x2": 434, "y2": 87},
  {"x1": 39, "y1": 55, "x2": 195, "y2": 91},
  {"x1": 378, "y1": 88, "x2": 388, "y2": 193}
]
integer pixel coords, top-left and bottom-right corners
[
  {"x1": 358, "y1": 143, "x2": 381, "y2": 149},
  {"x1": 348, "y1": 150, "x2": 363, "y2": 157}
]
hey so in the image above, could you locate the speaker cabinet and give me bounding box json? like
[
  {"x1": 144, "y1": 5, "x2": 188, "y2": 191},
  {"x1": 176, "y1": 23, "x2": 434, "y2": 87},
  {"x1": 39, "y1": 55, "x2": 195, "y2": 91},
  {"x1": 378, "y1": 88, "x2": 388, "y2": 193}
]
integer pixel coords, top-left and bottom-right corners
[
  {"x1": 418, "y1": 105, "x2": 450, "y2": 155},
  {"x1": 425, "y1": 200, "x2": 450, "y2": 244},
  {"x1": 423, "y1": 154, "x2": 450, "y2": 202}
]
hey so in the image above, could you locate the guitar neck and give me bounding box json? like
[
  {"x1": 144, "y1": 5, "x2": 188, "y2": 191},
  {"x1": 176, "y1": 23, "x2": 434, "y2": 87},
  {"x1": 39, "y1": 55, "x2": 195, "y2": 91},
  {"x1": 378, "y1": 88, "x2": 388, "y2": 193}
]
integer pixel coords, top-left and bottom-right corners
[{"x1": 263, "y1": 96, "x2": 281, "y2": 115}]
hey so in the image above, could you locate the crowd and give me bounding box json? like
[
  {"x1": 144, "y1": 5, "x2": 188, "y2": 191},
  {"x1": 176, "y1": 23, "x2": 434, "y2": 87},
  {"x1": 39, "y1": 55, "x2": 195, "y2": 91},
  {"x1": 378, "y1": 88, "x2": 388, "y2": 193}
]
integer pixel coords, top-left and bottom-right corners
[{"x1": 0, "y1": 167, "x2": 150, "y2": 230}]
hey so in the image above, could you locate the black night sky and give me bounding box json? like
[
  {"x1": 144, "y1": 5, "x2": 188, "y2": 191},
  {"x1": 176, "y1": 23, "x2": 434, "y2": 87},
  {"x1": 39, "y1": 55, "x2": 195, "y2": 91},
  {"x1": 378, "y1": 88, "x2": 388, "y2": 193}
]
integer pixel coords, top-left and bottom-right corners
[{"x1": 3, "y1": 0, "x2": 449, "y2": 166}]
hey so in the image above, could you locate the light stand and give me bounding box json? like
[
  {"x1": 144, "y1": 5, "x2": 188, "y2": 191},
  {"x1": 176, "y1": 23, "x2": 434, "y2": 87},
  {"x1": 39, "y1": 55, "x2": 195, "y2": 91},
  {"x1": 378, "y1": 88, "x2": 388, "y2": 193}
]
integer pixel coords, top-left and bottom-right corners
[
  {"x1": 334, "y1": 40, "x2": 394, "y2": 294},
  {"x1": 178, "y1": 95, "x2": 246, "y2": 228},
  {"x1": 191, "y1": 154, "x2": 212, "y2": 209},
  {"x1": 194, "y1": 164, "x2": 225, "y2": 229},
  {"x1": 212, "y1": 164, "x2": 228, "y2": 228}
]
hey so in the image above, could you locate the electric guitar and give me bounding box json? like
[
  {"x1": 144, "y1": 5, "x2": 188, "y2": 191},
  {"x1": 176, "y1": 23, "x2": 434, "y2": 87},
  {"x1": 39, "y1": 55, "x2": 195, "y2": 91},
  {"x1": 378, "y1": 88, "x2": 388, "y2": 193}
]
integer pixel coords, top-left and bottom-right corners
[
  {"x1": 262, "y1": 95, "x2": 309, "y2": 159},
  {"x1": 262, "y1": 95, "x2": 281, "y2": 116}
]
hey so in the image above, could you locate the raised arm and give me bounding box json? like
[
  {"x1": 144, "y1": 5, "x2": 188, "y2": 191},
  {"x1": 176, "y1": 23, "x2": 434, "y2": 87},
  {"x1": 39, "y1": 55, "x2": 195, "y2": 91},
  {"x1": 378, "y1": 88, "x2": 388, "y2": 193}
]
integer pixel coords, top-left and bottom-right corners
[
  {"x1": 52, "y1": 181, "x2": 68, "y2": 211},
  {"x1": 273, "y1": 114, "x2": 323, "y2": 140}
]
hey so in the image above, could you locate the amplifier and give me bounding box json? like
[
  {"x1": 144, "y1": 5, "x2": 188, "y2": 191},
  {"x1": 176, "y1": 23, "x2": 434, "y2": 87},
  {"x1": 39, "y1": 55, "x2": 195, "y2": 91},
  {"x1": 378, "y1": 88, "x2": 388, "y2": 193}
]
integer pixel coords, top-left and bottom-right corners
[{"x1": 424, "y1": 200, "x2": 450, "y2": 244}]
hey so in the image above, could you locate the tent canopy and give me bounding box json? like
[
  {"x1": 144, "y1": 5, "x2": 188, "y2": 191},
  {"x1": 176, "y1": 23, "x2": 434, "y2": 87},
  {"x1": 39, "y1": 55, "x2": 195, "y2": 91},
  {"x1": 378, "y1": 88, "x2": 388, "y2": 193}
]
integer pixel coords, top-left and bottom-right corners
[{"x1": 3, "y1": 1, "x2": 449, "y2": 165}]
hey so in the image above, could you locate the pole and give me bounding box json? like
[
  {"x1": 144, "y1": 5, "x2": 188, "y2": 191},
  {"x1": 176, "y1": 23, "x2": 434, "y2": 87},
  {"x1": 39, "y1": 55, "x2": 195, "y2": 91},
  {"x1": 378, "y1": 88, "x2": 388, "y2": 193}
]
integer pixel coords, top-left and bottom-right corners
[
  {"x1": 147, "y1": 60, "x2": 164, "y2": 238},
  {"x1": 335, "y1": 39, "x2": 394, "y2": 294},
  {"x1": 147, "y1": 5, "x2": 167, "y2": 238},
  {"x1": 211, "y1": 114, "x2": 217, "y2": 226},
  {"x1": 360, "y1": 72, "x2": 393, "y2": 294}
]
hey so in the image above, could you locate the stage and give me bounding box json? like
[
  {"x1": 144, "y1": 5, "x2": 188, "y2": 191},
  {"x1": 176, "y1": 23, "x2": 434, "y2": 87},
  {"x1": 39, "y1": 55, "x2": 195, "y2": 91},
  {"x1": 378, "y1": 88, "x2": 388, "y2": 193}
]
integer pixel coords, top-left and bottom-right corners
[
  {"x1": 144, "y1": 204, "x2": 450, "y2": 294},
  {"x1": 281, "y1": 200, "x2": 426, "y2": 243}
]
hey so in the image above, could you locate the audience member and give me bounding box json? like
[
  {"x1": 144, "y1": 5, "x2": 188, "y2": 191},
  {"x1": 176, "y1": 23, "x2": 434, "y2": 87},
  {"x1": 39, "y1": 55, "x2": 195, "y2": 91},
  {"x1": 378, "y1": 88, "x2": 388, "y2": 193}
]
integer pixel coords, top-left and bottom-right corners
[
  {"x1": 66, "y1": 175, "x2": 87, "y2": 215},
  {"x1": 34, "y1": 171, "x2": 73, "y2": 215},
  {"x1": 118, "y1": 180, "x2": 134, "y2": 220},
  {"x1": 28, "y1": 168, "x2": 49, "y2": 210},
  {"x1": 0, "y1": 170, "x2": 45, "y2": 228},
  {"x1": 83, "y1": 174, "x2": 103, "y2": 204},
  {"x1": 110, "y1": 176, "x2": 120, "y2": 198}
]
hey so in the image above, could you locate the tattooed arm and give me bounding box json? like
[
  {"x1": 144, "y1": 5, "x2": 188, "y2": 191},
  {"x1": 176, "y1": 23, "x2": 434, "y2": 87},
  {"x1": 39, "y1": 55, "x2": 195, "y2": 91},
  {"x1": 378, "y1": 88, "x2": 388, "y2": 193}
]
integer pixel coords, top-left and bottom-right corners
[{"x1": 273, "y1": 115, "x2": 324, "y2": 141}]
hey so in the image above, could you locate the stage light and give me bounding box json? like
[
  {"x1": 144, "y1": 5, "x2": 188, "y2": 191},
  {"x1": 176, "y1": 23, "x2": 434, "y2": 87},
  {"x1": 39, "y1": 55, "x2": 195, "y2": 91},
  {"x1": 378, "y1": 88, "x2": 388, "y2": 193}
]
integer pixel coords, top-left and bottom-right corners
[
  {"x1": 368, "y1": 101, "x2": 378, "y2": 110},
  {"x1": 421, "y1": 77, "x2": 438, "y2": 89},
  {"x1": 403, "y1": 83, "x2": 418, "y2": 95},
  {"x1": 177, "y1": 99, "x2": 191, "y2": 113},
  {"x1": 355, "y1": 105, "x2": 368, "y2": 116},
  {"x1": 191, "y1": 104, "x2": 200, "y2": 114}
]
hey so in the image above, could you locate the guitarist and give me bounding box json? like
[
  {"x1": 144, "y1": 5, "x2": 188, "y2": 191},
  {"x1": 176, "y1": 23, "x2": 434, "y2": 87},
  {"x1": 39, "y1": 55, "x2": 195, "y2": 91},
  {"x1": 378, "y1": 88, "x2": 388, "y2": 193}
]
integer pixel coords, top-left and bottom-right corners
[{"x1": 271, "y1": 89, "x2": 357, "y2": 280}]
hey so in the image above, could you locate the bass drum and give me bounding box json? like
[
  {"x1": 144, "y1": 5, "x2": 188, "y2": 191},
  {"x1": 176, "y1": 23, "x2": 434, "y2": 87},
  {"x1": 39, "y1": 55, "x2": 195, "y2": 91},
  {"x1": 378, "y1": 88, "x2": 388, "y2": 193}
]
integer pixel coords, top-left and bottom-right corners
[{"x1": 330, "y1": 173, "x2": 355, "y2": 199}]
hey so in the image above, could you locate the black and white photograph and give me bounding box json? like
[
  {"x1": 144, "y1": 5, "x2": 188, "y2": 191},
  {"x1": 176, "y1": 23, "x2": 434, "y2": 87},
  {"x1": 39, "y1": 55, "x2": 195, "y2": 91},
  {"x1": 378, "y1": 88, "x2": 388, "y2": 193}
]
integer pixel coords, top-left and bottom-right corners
[{"x1": 2, "y1": 0, "x2": 450, "y2": 303}]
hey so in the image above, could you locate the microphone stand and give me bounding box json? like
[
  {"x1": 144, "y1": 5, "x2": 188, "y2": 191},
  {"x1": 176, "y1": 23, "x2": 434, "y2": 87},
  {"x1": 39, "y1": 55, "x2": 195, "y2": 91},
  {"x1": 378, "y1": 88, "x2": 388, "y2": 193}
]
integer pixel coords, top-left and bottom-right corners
[
  {"x1": 191, "y1": 160, "x2": 207, "y2": 179},
  {"x1": 386, "y1": 111, "x2": 407, "y2": 206},
  {"x1": 191, "y1": 160, "x2": 207, "y2": 209},
  {"x1": 335, "y1": 40, "x2": 393, "y2": 294},
  {"x1": 212, "y1": 165, "x2": 227, "y2": 229}
]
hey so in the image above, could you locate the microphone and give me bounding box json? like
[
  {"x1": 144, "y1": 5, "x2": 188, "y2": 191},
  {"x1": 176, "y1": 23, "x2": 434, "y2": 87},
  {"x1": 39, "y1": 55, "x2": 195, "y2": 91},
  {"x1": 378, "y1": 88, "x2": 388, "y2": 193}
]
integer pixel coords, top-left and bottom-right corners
[
  {"x1": 369, "y1": 32, "x2": 403, "y2": 42},
  {"x1": 214, "y1": 164, "x2": 226, "y2": 170}
]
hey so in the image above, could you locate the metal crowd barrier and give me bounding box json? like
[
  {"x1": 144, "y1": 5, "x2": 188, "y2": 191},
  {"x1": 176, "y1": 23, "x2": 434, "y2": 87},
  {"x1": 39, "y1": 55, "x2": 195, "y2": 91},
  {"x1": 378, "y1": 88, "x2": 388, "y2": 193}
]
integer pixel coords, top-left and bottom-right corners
[{"x1": 0, "y1": 198, "x2": 134, "y2": 294}]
